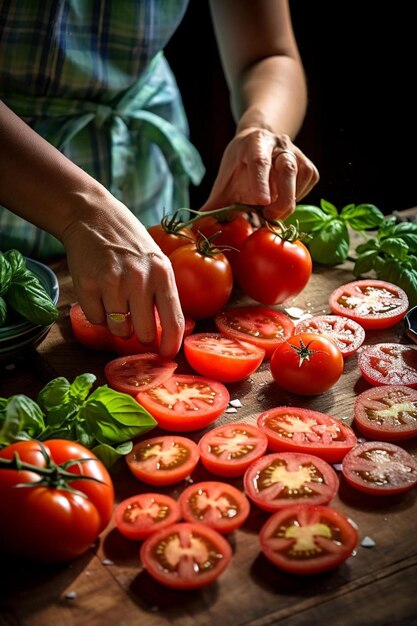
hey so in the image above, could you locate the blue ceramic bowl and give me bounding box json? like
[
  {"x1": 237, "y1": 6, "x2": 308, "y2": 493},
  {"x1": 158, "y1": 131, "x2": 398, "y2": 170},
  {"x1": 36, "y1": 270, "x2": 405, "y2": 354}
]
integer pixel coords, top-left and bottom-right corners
[{"x1": 0, "y1": 258, "x2": 60, "y2": 364}]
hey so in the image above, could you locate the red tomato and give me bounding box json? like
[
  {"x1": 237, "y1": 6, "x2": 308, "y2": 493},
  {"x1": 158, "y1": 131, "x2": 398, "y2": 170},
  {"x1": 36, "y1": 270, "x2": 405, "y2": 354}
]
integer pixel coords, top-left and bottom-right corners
[
  {"x1": 270, "y1": 333, "x2": 344, "y2": 396},
  {"x1": 215, "y1": 305, "x2": 295, "y2": 359},
  {"x1": 235, "y1": 226, "x2": 312, "y2": 305},
  {"x1": 114, "y1": 493, "x2": 181, "y2": 540},
  {"x1": 191, "y1": 212, "x2": 254, "y2": 272},
  {"x1": 112, "y1": 314, "x2": 196, "y2": 356},
  {"x1": 342, "y1": 440, "x2": 417, "y2": 495},
  {"x1": 329, "y1": 279, "x2": 409, "y2": 330},
  {"x1": 243, "y1": 451, "x2": 339, "y2": 512},
  {"x1": 140, "y1": 522, "x2": 232, "y2": 589},
  {"x1": 104, "y1": 353, "x2": 177, "y2": 395},
  {"x1": 294, "y1": 314, "x2": 365, "y2": 357},
  {"x1": 198, "y1": 422, "x2": 268, "y2": 478},
  {"x1": 257, "y1": 406, "x2": 357, "y2": 463},
  {"x1": 135, "y1": 374, "x2": 230, "y2": 432},
  {"x1": 183, "y1": 332, "x2": 265, "y2": 382},
  {"x1": 147, "y1": 223, "x2": 197, "y2": 256},
  {"x1": 259, "y1": 504, "x2": 359, "y2": 575},
  {"x1": 169, "y1": 241, "x2": 233, "y2": 320},
  {"x1": 0, "y1": 440, "x2": 114, "y2": 562},
  {"x1": 354, "y1": 385, "x2": 417, "y2": 441},
  {"x1": 126, "y1": 435, "x2": 200, "y2": 486},
  {"x1": 357, "y1": 342, "x2": 417, "y2": 387},
  {"x1": 178, "y1": 480, "x2": 250, "y2": 534}
]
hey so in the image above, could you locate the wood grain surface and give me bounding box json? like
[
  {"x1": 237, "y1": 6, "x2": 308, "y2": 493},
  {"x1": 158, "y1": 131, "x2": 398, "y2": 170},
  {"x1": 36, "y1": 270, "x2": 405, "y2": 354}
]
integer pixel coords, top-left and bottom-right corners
[{"x1": 1, "y1": 211, "x2": 416, "y2": 626}]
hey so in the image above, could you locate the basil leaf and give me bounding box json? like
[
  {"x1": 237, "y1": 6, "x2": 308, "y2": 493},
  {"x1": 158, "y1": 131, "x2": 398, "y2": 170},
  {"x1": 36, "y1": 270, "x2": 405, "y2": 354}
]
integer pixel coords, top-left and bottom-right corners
[
  {"x1": 353, "y1": 250, "x2": 379, "y2": 276},
  {"x1": 0, "y1": 395, "x2": 45, "y2": 445},
  {"x1": 0, "y1": 253, "x2": 12, "y2": 296},
  {"x1": 355, "y1": 238, "x2": 380, "y2": 255},
  {"x1": 286, "y1": 204, "x2": 330, "y2": 233},
  {"x1": 92, "y1": 441, "x2": 133, "y2": 467},
  {"x1": 7, "y1": 271, "x2": 59, "y2": 325},
  {"x1": 379, "y1": 237, "x2": 409, "y2": 260},
  {"x1": 0, "y1": 296, "x2": 7, "y2": 326},
  {"x1": 375, "y1": 259, "x2": 417, "y2": 307},
  {"x1": 320, "y1": 199, "x2": 339, "y2": 217},
  {"x1": 70, "y1": 373, "x2": 97, "y2": 401},
  {"x1": 308, "y1": 220, "x2": 350, "y2": 265},
  {"x1": 376, "y1": 217, "x2": 397, "y2": 238},
  {"x1": 340, "y1": 204, "x2": 384, "y2": 231},
  {"x1": 3, "y1": 249, "x2": 26, "y2": 278}
]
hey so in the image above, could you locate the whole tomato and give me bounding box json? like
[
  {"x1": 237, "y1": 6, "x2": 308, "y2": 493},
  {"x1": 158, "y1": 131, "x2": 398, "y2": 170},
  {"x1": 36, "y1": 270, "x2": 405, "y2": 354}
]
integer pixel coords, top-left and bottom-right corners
[
  {"x1": 169, "y1": 238, "x2": 233, "y2": 320},
  {"x1": 191, "y1": 212, "x2": 254, "y2": 272},
  {"x1": 0, "y1": 439, "x2": 114, "y2": 562},
  {"x1": 270, "y1": 332, "x2": 344, "y2": 395},
  {"x1": 235, "y1": 224, "x2": 312, "y2": 305},
  {"x1": 147, "y1": 222, "x2": 196, "y2": 256}
]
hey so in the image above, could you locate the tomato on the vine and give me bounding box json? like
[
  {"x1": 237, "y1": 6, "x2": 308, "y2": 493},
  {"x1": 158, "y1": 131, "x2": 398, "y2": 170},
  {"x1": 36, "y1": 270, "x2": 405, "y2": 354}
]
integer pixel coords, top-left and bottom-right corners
[
  {"x1": 147, "y1": 222, "x2": 197, "y2": 256},
  {"x1": 169, "y1": 239, "x2": 233, "y2": 319},
  {"x1": 234, "y1": 224, "x2": 312, "y2": 305},
  {"x1": 270, "y1": 332, "x2": 344, "y2": 395},
  {"x1": 0, "y1": 439, "x2": 114, "y2": 562}
]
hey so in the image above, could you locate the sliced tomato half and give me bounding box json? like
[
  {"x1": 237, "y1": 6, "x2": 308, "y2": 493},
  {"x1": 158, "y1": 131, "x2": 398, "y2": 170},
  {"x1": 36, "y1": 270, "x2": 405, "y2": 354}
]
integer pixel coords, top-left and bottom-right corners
[
  {"x1": 243, "y1": 452, "x2": 339, "y2": 512},
  {"x1": 135, "y1": 374, "x2": 230, "y2": 432},
  {"x1": 329, "y1": 279, "x2": 409, "y2": 330},
  {"x1": 259, "y1": 504, "x2": 359, "y2": 575},
  {"x1": 342, "y1": 440, "x2": 417, "y2": 495},
  {"x1": 114, "y1": 493, "x2": 181, "y2": 540},
  {"x1": 104, "y1": 353, "x2": 177, "y2": 395},
  {"x1": 294, "y1": 314, "x2": 365, "y2": 357},
  {"x1": 354, "y1": 385, "x2": 417, "y2": 441},
  {"x1": 214, "y1": 305, "x2": 294, "y2": 359},
  {"x1": 357, "y1": 343, "x2": 417, "y2": 387},
  {"x1": 257, "y1": 406, "x2": 357, "y2": 463}
]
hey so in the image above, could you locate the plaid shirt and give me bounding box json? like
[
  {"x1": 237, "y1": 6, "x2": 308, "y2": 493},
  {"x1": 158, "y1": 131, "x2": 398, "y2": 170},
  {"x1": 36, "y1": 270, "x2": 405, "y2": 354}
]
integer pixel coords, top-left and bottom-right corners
[{"x1": 0, "y1": 0, "x2": 205, "y2": 260}]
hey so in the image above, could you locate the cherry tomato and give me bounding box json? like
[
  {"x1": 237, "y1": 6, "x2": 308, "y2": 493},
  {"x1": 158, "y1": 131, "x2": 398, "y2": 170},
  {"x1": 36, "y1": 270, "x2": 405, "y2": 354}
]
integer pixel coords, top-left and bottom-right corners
[
  {"x1": 183, "y1": 332, "x2": 265, "y2": 383},
  {"x1": 169, "y1": 241, "x2": 233, "y2": 320},
  {"x1": 294, "y1": 314, "x2": 365, "y2": 357},
  {"x1": 178, "y1": 480, "x2": 250, "y2": 534},
  {"x1": 191, "y1": 212, "x2": 254, "y2": 272},
  {"x1": 114, "y1": 493, "x2": 181, "y2": 541},
  {"x1": 257, "y1": 406, "x2": 357, "y2": 463},
  {"x1": 259, "y1": 504, "x2": 359, "y2": 575},
  {"x1": 270, "y1": 333, "x2": 344, "y2": 395},
  {"x1": 235, "y1": 226, "x2": 312, "y2": 305},
  {"x1": 215, "y1": 305, "x2": 295, "y2": 359},
  {"x1": 342, "y1": 440, "x2": 417, "y2": 495},
  {"x1": 135, "y1": 374, "x2": 230, "y2": 432},
  {"x1": 104, "y1": 353, "x2": 177, "y2": 395},
  {"x1": 140, "y1": 522, "x2": 232, "y2": 589},
  {"x1": 243, "y1": 451, "x2": 339, "y2": 512},
  {"x1": 329, "y1": 279, "x2": 409, "y2": 330},
  {"x1": 0, "y1": 440, "x2": 114, "y2": 562},
  {"x1": 198, "y1": 422, "x2": 268, "y2": 478},
  {"x1": 147, "y1": 222, "x2": 197, "y2": 256},
  {"x1": 126, "y1": 435, "x2": 200, "y2": 486},
  {"x1": 354, "y1": 385, "x2": 417, "y2": 441},
  {"x1": 357, "y1": 343, "x2": 417, "y2": 387}
]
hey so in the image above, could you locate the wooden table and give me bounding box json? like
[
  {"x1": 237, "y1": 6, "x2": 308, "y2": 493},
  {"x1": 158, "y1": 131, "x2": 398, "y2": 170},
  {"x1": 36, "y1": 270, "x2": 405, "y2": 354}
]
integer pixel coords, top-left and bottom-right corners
[{"x1": 1, "y1": 210, "x2": 417, "y2": 626}]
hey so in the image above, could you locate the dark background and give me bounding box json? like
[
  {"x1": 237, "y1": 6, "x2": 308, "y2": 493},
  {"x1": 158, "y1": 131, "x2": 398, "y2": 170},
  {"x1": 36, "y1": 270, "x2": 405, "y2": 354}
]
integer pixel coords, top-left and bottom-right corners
[{"x1": 165, "y1": 1, "x2": 416, "y2": 216}]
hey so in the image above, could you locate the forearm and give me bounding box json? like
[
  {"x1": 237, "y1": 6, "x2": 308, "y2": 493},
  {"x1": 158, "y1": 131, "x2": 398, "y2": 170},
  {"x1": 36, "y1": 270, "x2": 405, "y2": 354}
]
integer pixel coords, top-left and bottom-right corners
[{"x1": 0, "y1": 100, "x2": 110, "y2": 240}]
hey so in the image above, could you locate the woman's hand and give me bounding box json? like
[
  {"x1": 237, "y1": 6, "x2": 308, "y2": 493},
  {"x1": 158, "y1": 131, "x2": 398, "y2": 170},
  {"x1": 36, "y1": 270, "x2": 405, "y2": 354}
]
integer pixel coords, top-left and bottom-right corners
[
  {"x1": 61, "y1": 194, "x2": 184, "y2": 359},
  {"x1": 200, "y1": 128, "x2": 319, "y2": 221}
]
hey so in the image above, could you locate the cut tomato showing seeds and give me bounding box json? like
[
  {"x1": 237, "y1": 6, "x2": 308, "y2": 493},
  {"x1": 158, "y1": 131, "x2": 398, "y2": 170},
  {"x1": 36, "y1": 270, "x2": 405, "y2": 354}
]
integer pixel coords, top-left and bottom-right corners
[
  {"x1": 342, "y1": 440, "x2": 417, "y2": 495},
  {"x1": 257, "y1": 406, "x2": 357, "y2": 463},
  {"x1": 114, "y1": 493, "x2": 181, "y2": 540},
  {"x1": 178, "y1": 481, "x2": 250, "y2": 534},
  {"x1": 354, "y1": 385, "x2": 417, "y2": 441},
  {"x1": 104, "y1": 353, "x2": 177, "y2": 395},
  {"x1": 357, "y1": 343, "x2": 417, "y2": 387},
  {"x1": 259, "y1": 504, "x2": 359, "y2": 575},
  {"x1": 294, "y1": 314, "x2": 365, "y2": 357},
  {"x1": 243, "y1": 452, "x2": 339, "y2": 512},
  {"x1": 140, "y1": 522, "x2": 232, "y2": 589}
]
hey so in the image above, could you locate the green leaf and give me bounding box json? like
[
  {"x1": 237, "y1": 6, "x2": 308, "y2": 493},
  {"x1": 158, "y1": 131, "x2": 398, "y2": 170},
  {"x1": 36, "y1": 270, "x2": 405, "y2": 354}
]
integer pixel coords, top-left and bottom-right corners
[
  {"x1": 0, "y1": 296, "x2": 7, "y2": 326},
  {"x1": 376, "y1": 217, "x2": 397, "y2": 239},
  {"x1": 37, "y1": 375, "x2": 95, "y2": 428},
  {"x1": 340, "y1": 204, "x2": 385, "y2": 231},
  {"x1": 379, "y1": 237, "x2": 409, "y2": 260},
  {"x1": 0, "y1": 253, "x2": 12, "y2": 296},
  {"x1": 355, "y1": 238, "x2": 380, "y2": 254},
  {"x1": 353, "y1": 250, "x2": 379, "y2": 276},
  {"x1": 375, "y1": 259, "x2": 417, "y2": 307},
  {"x1": 308, "y1": 220, "x2": 350, "y2": 265},
  {"x1": 69, "y1": 373, "x2": 97, "y2": 402},
  {"x1": 286, "y1": 204, "x2": 329, "y2": 233},
  {"x1": 7, "y1": 271, "x2": 59, "y2": 325},
  {"x1": 0, "y1": 395, "x2": 45, "y2": 445},
  {"x1": 91, "y1": 441, "x2": 133, "y2": 467},
  {"x1": 3, "y1": 249, "x2": 26, "y2": 278},
  {"x1": 320, "y1": 199, "x2": 339, "y2": 217}
]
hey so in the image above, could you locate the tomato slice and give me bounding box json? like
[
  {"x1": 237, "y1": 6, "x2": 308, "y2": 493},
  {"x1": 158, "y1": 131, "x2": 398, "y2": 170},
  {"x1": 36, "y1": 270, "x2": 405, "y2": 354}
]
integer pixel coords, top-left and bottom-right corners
[
  {"x1": 357, "y1": 342, "x2": 417, "y2": 387},
  {"x1": 104, "y1": 353, "x2": 177, "y2": 395},
  {"x1": 329, "y1": 279, "x2": 409, "y2": 330},
  {"x1": 243, "y1": 452, "x2": 339, "y2": 512},
  {"x1": 294, "y1": 314, "x2": 365, "y2": 357},
  {"x1": 135, "y1": 374, "x2": 230, "y2": 432},
  {"x1": 126, "y1": 435, "x2": 200, "y2": 486},
  {"x1": 257, "y1": 407, "x2": 357, "y2": 463},
  {"x1": 183, "y1": 332, "x2": 265, "y2": 382},
  {"x1": 198, "y1": 422, "x2": 268, "y2": 477},
  {"x1": 354, "y1": 385, "x2": 417, "y2": 441},
  {"x1": 178, "y1": 480, "x2": 250, "y2": 534},
  {"x1": 342, "y1": 440, "x2": 417, "y2": 495},
  {"x1": 140, "y1": 522, "x2": 232, "y2": 589},
  {"x1": 114, "y1": 493, "x2": 181, "y2": 540},
  {"x1": 215, "y1": 305, "x2": 295, "y2": 359},
  {"x1": 259, "y1": 504, "x2": 359, "y2": 575}
]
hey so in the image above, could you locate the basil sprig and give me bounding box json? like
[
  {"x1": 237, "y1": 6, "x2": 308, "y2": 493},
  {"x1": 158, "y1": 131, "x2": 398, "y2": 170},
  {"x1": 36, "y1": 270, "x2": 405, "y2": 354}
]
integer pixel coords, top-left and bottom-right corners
[{"x1": 0, "y1": 373, "x2": 157, "y2": 467}]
